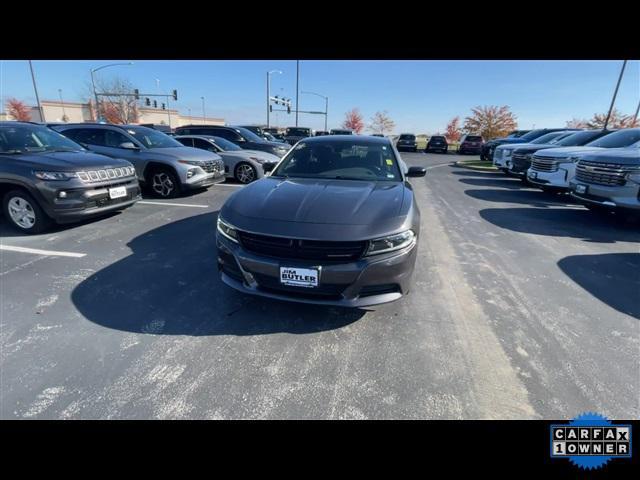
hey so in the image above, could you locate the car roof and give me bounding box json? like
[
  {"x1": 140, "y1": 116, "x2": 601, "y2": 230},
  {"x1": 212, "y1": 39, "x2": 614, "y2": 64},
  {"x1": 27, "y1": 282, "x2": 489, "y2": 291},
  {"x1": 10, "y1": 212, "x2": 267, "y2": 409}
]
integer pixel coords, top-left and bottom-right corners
[
  {"x1": 300, "y1": 135, "x2": 391, "y2": 146},
  {"x1": 174, "y1": 134, "x2": 217, "y2": 141}
]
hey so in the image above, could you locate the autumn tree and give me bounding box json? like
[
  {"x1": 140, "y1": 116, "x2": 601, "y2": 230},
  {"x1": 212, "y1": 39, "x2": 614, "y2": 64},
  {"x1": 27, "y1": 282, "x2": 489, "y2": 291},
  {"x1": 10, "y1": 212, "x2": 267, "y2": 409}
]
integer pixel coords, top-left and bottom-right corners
[
  {"x1": 463, "y1": 105, "x2": 517, "y2": 140},
  {"x1": 85, "y1": 76, "x2": 140, "y2": 124},
  {"x1": 444, "y1": 116, "x2": 462, "y2": 142},
  {"x1": 5, "y1": 98, "x2": 32, "y2": 121},
  {"x1": 585, "y1": 108, "x2": 639, "y2": 129},
  {"x1": 369, "y1": 110, "x2": 395, "y2": 135},
  {"x1": 565, "y1": 118, "x2": 588, "y2": 129},
  {"x1": 342, "y1": 108, "x2": 365, "y2": 134}
]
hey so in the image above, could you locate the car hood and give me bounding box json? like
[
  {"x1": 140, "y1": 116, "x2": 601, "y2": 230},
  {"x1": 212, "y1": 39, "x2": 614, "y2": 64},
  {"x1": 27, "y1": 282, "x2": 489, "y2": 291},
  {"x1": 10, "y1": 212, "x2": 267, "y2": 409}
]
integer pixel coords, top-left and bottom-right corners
[
  {"x1": 578, "y1": 148, "x2": 640, "y2": 166},
  {"x1": 223, "y1": 150, "x2": 280, "y2": 162},
  {"x1": 145, "y1": 146, "x2": 222, "y2": 162},
  {"x1": 221, "y1": 177, "x2": 411, "y2": 240},
  {"x1": 532, "y1": 146, "x2": 606, "y2": 159},
  {"x1": 2, "y1": 150, "x2": 132, "y2": 170}
]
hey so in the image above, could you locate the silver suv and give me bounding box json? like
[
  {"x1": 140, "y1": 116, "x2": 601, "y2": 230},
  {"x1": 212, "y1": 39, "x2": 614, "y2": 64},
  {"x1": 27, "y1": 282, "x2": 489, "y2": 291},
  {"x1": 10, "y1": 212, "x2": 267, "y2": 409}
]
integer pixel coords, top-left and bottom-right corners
[{"x1": 55, "y1": 124, "x2": 225, "y2": 198}]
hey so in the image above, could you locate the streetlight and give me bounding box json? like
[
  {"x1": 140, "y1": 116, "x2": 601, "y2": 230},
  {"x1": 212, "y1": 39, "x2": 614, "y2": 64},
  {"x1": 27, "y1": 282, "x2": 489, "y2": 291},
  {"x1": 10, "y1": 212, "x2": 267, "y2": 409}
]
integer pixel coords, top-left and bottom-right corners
[
  {"x1": 301, "y1": 90, "x2": 329, "y2": 131},
  {"x1": 267, "y1": 70, "x2": 282, "y2": 128},
  {"x1": 201, "y1": 96, "x2": 206, "y2": 123},
  {"x1": 58, "y1": 89, "x2": 67, "y2": 121},
  {"x1": 28, "y1": 61, "x2": 44, "y2": 122},
  {"x1": 90, "y1": 62, "x2": 134, "y2": 121}
]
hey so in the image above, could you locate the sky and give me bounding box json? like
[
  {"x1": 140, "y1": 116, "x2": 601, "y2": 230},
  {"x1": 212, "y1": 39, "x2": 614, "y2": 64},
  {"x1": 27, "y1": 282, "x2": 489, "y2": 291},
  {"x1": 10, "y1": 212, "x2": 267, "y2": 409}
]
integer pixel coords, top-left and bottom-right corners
[{"x1": 1, "y1": 60, "x2": 638, "y2": 134}]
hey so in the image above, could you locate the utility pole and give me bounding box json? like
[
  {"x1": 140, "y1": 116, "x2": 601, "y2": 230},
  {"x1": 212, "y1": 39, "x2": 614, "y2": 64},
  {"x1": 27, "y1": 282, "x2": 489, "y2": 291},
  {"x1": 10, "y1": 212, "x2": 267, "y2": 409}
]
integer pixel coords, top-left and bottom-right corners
[
  {"x1": 28, "y1": 61, "x2": 45, "y2": 122},
  {"x1": 201, "y1": 96, "x2": 206, "y2": 123},
  {"x1": 58, "y1": 89, "x2": 67, "y2": 121},
  {"x1": 604, "y1": 60, "x2": 627, "y2": 130},
  {"x1": 266, "y1": 70, "x2": 282, "y2": 128},
  {"x1": 295, "y1": 60, "x2": 300, "y2": 127}
]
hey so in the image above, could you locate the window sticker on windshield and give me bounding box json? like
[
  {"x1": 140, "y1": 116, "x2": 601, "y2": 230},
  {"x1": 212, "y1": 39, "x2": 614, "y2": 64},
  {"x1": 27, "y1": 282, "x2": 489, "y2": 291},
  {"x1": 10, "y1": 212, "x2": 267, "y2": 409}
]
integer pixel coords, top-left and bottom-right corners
[
  {"x1": 382, "y1": 146, "x2": 387, "y2": 150},
  {"x1": 127, "y1": 130, "x2": 137, "y2": 135},
  {"x1": 386, "y1": 159, "x2": 393, "y2": 165},
  {"x1": 387, "y1": 173, "x2": 395, "y2": 178}
]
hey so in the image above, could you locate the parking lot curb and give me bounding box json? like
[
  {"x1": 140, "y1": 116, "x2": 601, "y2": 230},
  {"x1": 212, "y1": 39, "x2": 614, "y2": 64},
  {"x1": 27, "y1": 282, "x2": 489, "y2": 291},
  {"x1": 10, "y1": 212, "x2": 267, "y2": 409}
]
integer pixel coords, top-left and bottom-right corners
[{"x1": 453, "y1": 161, "x2": 498, "y2": 172}]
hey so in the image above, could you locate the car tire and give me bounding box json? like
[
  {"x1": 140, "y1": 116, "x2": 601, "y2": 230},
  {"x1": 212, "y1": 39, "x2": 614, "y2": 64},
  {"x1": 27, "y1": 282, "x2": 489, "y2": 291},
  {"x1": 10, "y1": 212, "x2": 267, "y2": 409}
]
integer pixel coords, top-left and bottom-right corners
[
  {"x1": 2, "y1": 189, "x2": 51, "y2": 234},
  {"x1": 235, "y1": 162, "x2": 258, "y2": 184},
  {"x1": 148, "y1": 167, "x2": 181, "y2": 198}
]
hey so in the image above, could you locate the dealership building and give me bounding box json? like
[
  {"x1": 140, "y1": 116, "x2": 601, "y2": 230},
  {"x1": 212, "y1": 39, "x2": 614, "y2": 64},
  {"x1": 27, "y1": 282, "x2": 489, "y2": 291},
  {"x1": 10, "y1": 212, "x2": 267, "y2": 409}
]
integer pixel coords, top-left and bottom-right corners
[{"x1": 0, "y1": 99, "x2": 224, "y2": 127}]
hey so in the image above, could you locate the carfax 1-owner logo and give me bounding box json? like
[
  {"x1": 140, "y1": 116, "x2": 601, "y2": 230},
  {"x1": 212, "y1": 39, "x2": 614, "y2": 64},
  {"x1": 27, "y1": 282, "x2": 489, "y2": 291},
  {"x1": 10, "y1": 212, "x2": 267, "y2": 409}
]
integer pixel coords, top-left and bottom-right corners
[{"x1": 550, "y1": 412, "x2": 632, "y2": 470}]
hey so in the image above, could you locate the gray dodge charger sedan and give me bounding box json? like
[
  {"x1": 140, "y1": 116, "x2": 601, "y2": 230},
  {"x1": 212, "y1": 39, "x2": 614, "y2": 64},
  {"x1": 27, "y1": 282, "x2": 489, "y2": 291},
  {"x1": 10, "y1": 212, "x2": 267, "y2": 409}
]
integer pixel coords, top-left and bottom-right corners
[{"x1": 216, "y1": 135, "x2": 426, "y2": 307}]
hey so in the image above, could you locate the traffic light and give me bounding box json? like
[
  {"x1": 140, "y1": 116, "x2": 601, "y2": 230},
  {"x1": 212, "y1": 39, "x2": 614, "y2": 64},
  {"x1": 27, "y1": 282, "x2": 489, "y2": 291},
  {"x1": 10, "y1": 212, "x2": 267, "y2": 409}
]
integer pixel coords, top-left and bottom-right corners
[
  {"x1": 134, "y1": 89, "x2": 140, "y2": 100},
  {"x1": 145, "y1": 98, "x2": 151, "y2": 106},
  {"x1": 172, "y1": 89, "x2": 178, "y2": 101},
  {"x1": 287, "y1": 105, "x2": 291, "y2": 114},
  {"x1": 153, "y1": 100, "x2": 157, "y2": 108},
  {"x1": 161, "y1": 103, "x2": 166, "y2": 110},
  {"x1": 269, "y1": 105, "x2": 273, "y2": 112},
  {"x1": 274, "y1": 95, "x2": 279, "y2": 105}
]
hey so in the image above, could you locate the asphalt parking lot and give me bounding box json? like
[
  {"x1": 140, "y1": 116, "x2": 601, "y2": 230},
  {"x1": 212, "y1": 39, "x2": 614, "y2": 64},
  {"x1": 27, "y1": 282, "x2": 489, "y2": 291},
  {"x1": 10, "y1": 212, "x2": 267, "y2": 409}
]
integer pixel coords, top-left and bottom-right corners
[{"x1": 1, "y1": 152, "x2": 638, "y2": 419}]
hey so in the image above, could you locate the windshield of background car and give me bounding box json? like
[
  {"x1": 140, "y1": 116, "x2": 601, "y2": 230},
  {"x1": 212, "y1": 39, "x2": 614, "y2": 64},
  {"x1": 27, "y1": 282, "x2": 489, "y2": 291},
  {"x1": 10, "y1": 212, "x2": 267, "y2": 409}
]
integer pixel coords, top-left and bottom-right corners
[
  {"x1": 586, "y1": 129, "x2": 640, "y2": 148},
  {"x1": 0, "y1": 124, "x2": 84, "y2": 153},
  {"x1": 234, "y1": 127, "x2": 264, "y2": 142},
  {"x1": 286, "y1": 128, "x2": 311, "y2": 136},
  {"x1": 399, "y1": 134, "x2": 415, "y2": 140},
  {"x1": 211, "y1": 136, "x2": 242, "y2": 151},
  {"x1": 431, "y1": 136, "x2": 446, "y2": 141},
  {"x1": 126, "y1": 127, "x2": 183, "y2": 148},
  {"x1": 555, "y1": 130, "x2": 607, "y2": 146},
  {"x1": 530, "y1": 132, "x2": 568, "y2": 144},
  {"x1": 271, "y1": 141, "x2": 402, "y2": 182},
  {"x1": 517, "y1": 129, "x2": 547, "y2": 142}
]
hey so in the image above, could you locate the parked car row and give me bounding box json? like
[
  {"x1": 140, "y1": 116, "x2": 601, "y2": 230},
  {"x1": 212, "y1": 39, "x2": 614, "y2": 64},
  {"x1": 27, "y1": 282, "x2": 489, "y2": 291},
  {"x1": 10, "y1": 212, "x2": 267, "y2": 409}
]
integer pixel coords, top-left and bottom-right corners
[{"x1": 492, "y1": 128, "x2": 640, "y2": 218}]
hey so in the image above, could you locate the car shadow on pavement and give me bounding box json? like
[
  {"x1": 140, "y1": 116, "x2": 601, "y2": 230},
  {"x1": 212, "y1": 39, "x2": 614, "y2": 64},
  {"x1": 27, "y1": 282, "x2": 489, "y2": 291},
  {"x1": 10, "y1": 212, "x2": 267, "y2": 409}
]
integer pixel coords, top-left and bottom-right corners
[
  {"x1": 558, "y1": 253, "x2": 640, "y2": 320},
  {"x1": 465, "y1": 188, "x2": 575, "y2": 208},
  {"x1": 0, "y1": 211, "x2": 124, "y2": 238},
  {"x1": 71, "y1": 211, "x2": 365, "y2": 336},
  {"x1": 458, "y1": 177, "x2": 530, "y2": 190},
  {"x1": 479, "y1": 207, "x2": 640, "y2": 244}
]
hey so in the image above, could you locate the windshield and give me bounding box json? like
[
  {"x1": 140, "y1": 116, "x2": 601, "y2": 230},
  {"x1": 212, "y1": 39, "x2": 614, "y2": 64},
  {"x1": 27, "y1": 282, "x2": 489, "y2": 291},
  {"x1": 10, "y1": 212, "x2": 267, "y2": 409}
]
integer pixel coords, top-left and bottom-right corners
[
  {"x1": 211, "y1": 136, "x2": 242, "y2": 151},
  {"x1": 271, "y1": 140, "x2": 402, "y2": 182},
  {"x1": 234, "y1": 127, "x2": 264, "y2": 143},
  {"x1": 517, "y1": 129, "x2": 548, "y2": 142},
  {"x1": 530, "y1": 131, "x2": 569, "y2": 144},
  {"x1": 0, "y1": 124, "x2": 84, "y2": 153},
  {"x1": 555, "y1": 130, "x2": 607, "y2": 146},
  {"x1": 286, "y1": 128, "x2": 311, "y2": 136},
  {"x1": 126, "y1": 127, "x2": 183, "y2": 149},
  {"x1": 586, "y1": 129, "x2": 640, "y2": 148}
]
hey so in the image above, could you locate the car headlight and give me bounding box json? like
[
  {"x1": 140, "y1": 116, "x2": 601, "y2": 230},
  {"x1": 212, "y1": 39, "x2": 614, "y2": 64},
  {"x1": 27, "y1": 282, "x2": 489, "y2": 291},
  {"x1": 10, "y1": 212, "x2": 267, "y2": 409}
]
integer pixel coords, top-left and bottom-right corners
[
  {"x1": 217, "y1": 217, "x2": 239, "y2": 243},
  {"x1": 250, "y1": 156, "x2": 266, "y2": 164},
  {"x1": 34, "y1": 171, "x2": 77, "y2": 181},
  {"x1": 178, "y1": 160, "x2": 204, "y2": 166},
  {"x1": 504, "y1": 149, "x2": 513, "y2": 158},
  {"x1": 626, "y1": 169, "x2": 640, "y2": 183},
  {"x1": 365, "y1": 230, "x2": 415, "y2": 256}
]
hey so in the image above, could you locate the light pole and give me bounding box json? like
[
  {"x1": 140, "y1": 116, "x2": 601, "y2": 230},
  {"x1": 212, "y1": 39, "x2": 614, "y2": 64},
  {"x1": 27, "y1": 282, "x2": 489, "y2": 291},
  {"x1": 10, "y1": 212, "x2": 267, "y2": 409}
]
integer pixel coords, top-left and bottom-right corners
[
  {"x1": 295, "y1": 60, "x2": 300, "y2": 127},
  {"x1": 301, "y1": 90, "x2": 329, "y2": 131},
  {"x1": 201, "y1": 96, "x2": 206, "y2": 123},
  {"x1": 604, "y1": 60, "x2": 627, "y2": 130},
  {"x1": 58, "y1": 89, "x2": 67, "y2": 121},
  {"x1": 266, "y1": 69, "x2": 283, "y2": 128},
  {"x1": 90, "y1": 62, "x2": 134, "y2": 121},
  {"x1": 28, "y1": 61, "x2": 44, "y2": 122}
]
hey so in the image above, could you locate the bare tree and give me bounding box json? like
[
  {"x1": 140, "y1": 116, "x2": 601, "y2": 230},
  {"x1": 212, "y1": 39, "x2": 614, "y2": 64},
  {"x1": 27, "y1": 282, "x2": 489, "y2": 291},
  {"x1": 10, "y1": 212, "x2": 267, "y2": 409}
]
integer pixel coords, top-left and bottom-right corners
[
  {"x1": 369, "y1": 111, "x2": 395, "y2": 135},
  {"x1": 463, "y1": 105, "x2": 518, "y2": 140},
  {"x1": 83, "y1": 76, "x2": 140, "y2": 124}
]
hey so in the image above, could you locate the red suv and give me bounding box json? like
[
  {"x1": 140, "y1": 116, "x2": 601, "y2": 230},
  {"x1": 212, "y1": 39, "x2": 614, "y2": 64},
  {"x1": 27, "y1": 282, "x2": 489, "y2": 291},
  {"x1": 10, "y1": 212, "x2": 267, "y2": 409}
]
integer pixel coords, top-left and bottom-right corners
[{"x1": 458, "y1": 134, "x2": 484, "y2": 154}]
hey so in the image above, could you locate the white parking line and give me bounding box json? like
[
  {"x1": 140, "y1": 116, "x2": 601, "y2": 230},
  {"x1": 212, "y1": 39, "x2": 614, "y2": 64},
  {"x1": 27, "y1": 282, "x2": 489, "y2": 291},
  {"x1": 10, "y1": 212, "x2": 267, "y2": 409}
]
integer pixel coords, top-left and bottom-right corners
[
  {"x1": 0, "y1": 245, "x2": 86, "y2": 258},
  {"x1": 137, "y1": 201, "x2": 208, "y2": 208},
  {"x1": 214, "y1": 183, "x2": 243, "y2": 188}
]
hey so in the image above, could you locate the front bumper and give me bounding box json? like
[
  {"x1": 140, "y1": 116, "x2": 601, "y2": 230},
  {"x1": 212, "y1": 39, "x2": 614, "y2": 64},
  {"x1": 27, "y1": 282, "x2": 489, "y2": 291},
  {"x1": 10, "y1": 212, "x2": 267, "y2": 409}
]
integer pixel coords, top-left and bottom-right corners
[
  {"x1": 39, "y1": 178, "x2": 141, "y2": 223},
  {"x1": 569, "y1": 180, "x2": 640, "y2": 211},
  {"x1": 527, "y1": 163, "x2": 574, "y2": 191},
  {"x1": 184, "y1": 171, "x2": 225, "y2": 189},
  {"x1": 217, "y1": 233, "x2": 418, "y2": 307},
  {"x1": 397, "y1": 144, "x2": 417, "y2": 151}
]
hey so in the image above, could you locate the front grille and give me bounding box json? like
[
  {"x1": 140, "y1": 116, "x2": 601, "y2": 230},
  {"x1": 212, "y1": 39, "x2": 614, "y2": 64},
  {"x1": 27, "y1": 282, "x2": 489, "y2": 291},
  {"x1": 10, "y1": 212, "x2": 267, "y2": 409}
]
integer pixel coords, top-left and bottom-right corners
[
  {"x1": 576, "y1": 161, "x2": 632, "y2": 187},
  {"x1": 511, "y1": 154, "x2": 531, "y2": 170},
  {"x1": 200, "y1": 160, "x2": 224, "y2": 174},
  {"x1": 77, "y1": 166, "x2": 135, "y2": 183},
  {"x1": 238, "y1": 231, "x2": 368, "y2": 262},
  {"x1": 531, "y1": 155, "x2": 558, "y2": 172},
  {"x1": 251, "y1": 272, "x2": 347, "y2": 298}
]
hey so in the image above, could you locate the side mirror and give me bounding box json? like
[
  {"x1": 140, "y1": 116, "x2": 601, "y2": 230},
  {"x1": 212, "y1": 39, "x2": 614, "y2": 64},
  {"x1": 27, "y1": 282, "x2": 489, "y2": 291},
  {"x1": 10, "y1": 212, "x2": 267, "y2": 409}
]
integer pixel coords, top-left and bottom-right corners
[
  {"x1": 262, "y1": 162, "x2": 276, "y2": 173},
  {"x1": 407, "y1": 166, "x2": 426, "y2": 177},
  {"x1": 119, "y1": 142, "x2": 139, "y2": 150}
]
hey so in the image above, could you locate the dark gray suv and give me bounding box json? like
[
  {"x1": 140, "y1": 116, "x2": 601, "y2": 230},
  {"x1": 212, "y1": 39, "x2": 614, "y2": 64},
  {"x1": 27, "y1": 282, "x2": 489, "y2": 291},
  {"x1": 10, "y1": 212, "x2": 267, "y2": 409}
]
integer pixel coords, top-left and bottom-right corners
[
  {"x1": 216, "y1": 135, "x2": 426, "y2": 307},
  {"x1": 0, "y1": 122, "x2": 140, "y2": 234}
]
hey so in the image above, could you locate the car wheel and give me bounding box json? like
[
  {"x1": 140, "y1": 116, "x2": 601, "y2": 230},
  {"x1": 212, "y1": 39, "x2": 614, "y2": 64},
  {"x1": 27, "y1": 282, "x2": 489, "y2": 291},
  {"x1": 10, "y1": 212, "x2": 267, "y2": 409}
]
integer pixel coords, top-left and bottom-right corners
[
  {"x1": 3, "y1": 189, "x2": 51, "y2": 234},
  {"x1": 235, "y1": 162, "x2": 257, "y2": 184},
  {"x1": 149, "y1": 168, "x2": 181, "y2": 198}
]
